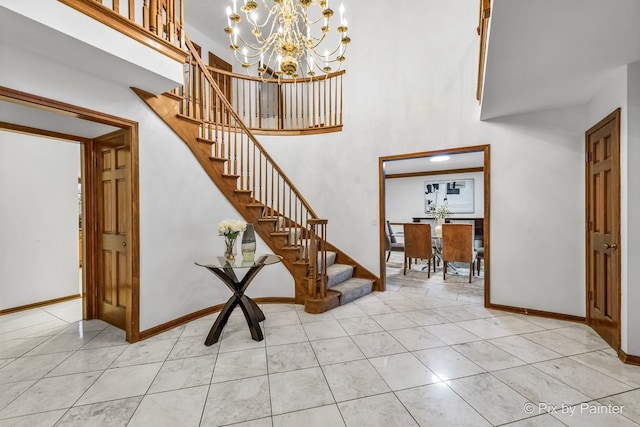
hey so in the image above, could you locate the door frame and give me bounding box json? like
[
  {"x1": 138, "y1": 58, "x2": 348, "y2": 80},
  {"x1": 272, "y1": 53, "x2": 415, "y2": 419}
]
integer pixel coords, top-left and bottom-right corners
[
  {"x1": 0, "y1": 86, "x2": 141, "y2": 342},
  {"x1": 378, "y1": 144, "x2": 491, "y2": 306},
  {"x1": 585, "y1": 108, "x2": 621, "y2": 351}
]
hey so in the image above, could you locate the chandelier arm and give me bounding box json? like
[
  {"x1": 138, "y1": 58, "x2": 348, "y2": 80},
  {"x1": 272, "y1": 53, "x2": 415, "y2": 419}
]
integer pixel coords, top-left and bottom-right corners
[
  {"x1": 247, "y1": 4, "x2": 278, "y2": 30},
  {"x1": 226, "y1": 0, "x2": 350, "y2": 79},
  {"x1": 234, "y1": 33, "x2": 272, "y2": 52}
]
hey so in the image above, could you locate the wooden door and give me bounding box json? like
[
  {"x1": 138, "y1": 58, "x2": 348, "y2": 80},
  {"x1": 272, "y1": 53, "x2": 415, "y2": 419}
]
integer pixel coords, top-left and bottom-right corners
[
  {"x1": 586, "y1": 109, "x2": 621, "y2": 350},
  {"x1": 96, "y1": 130, "x2": 130, "y2": 330}
]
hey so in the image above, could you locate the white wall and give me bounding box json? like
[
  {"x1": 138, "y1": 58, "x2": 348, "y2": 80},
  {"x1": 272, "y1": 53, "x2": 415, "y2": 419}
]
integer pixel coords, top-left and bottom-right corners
[
  {"x1": 0, "y1": 132, "x2": 80, "y2": 309},
  {"x1": 626, "y1": 62, "x2": 640, "y2": 355},
  {"x1": 0, "y1": 13, "x2": 292, "y2": 331},
  {"x1": 5, "y1": 0, "x2": 639, "y2": 351},
  {"x1": 385, "y1": 172, "x2": 484, "y2": 224},
  {"x1": 258, "y1": 0, "x2": 587, "y2": 317}
]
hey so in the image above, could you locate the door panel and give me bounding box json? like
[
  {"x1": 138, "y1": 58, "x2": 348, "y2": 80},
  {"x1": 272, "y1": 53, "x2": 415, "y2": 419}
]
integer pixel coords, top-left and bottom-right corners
[
  {"x1": 96, "y1": 131, "x2": 130, "y2": 330},
  {"x1": 586, "y1": 109, "x2": 620, "y2": 350}
]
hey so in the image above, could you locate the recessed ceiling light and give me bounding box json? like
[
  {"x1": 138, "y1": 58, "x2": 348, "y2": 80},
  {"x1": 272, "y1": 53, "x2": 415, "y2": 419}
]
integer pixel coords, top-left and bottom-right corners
[{"x1": 430, "y1": 155, "x2": 450, "y2": 162}]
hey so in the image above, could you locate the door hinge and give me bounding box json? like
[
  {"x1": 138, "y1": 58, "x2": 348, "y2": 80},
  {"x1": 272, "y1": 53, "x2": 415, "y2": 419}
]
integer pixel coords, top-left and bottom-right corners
[
  {"x1": 586, "y1": 151, "x2": 591, "y2": 162},
  {"x1": 588, "y1": 290, "x2": 593, "y2": 301}
]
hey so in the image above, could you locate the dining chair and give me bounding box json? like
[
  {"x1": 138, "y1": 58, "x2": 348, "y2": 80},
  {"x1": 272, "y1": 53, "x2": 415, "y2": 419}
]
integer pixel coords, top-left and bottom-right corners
[
  {"x1": 403, "y1": 223, "x2": 436, "y2": 277},
  {"x1": 441, "y1": 223, "x2": 477, "y2": 283},
  {"x1": 476, "y1": 246, "x2": 484, "y2": 275},
  {"x1": 385, "y1": 220, "x2": 404, "y2": 261}
]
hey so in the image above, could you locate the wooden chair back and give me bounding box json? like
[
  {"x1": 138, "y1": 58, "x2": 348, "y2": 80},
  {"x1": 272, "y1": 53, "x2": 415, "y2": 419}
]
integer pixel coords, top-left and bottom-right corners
[
  {"x1": 442, "y1": 223, "x2": 474, "y2": 263},
  {"x1": 403, "y1": 223, "x2": 433, "y2": 259}
]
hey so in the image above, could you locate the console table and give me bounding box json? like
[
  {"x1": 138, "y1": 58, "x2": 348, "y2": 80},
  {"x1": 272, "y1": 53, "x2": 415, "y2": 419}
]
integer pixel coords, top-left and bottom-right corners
[{"x1": 195, "y1": 254, "x2": 282, "y2": 346}]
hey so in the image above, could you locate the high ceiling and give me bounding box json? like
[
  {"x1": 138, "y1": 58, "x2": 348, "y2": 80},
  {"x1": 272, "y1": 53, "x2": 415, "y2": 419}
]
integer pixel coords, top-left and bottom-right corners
[
  {"x1": 2, "y1": 1, "x2": 639, "y2": 136},
  {"x1": 480, "y1": 0, "x2": 640, "y2": 120}
]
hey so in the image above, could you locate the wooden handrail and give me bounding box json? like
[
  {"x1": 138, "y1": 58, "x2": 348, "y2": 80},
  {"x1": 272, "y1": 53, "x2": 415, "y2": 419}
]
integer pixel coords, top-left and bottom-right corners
[
  {"x1": 476, "y1": 0, "x2": 491, "y2": 102},
  {"x1": 205, "y1": 67, "x2": 346, "y2": 84},
  {"x1": 204, "y1": 66, "x2": 344, "y2": 134},
  {"x1": 183, "y1": 36, "x2": 318, "y2": 217},
  {"x1": 58, "y1": 0, "x2": 186, "y2": 62},
  {"x1": 180, "y1": 36, "x2": 330, "y2": 300}
]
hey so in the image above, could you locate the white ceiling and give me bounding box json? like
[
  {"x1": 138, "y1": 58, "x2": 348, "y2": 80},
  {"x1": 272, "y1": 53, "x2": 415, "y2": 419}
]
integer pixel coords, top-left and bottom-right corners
[
  {"x1": 384, "y1": 151, "x2": 484, "y2": 175},
  {"x1": 0, "y1": 98, "x2": 119, "y2": 139},
  {"x1": 3, "y1": 1, "x2": 639, "y2": 136},
  {"x1": 0, "y1": 5, "x2": 177, "y2": 139},
  {"x1": 481, "y1": 0, "x2": 640, "y2": 120}
]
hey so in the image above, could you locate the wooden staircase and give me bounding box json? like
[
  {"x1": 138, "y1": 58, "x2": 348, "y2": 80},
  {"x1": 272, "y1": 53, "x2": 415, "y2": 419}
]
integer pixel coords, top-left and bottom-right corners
[{"x1": 133, "y1": 36, "x2": 379, "y2": 313}]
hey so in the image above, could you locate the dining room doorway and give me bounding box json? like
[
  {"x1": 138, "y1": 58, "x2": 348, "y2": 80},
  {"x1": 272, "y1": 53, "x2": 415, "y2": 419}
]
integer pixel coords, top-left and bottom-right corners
[{"x1": 378, "y1": 145, "x2": 491, "y2": 306}]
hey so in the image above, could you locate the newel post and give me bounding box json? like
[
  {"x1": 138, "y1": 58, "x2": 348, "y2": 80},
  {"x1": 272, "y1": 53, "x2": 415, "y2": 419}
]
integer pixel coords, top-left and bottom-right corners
[{"x1": 308, "y1": 219, "x2": 328, "y2": 299}]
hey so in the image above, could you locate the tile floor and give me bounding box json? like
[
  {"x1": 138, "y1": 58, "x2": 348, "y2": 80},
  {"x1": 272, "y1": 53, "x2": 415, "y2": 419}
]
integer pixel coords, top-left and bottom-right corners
[{"x1": 1, "y1": 255, "x2": 640, "y2": 426}]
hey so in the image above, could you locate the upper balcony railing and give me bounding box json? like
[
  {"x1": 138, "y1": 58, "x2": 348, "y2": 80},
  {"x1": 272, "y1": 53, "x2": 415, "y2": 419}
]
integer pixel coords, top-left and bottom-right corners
[
  {"x1": 58, "y1": 0, "x2": 186, "y2": 62},
  {"x1": 476, "y1": 0, "x2": 491, "y2": 102},
  {"x1": 206, "y1": 68, "x2": 345, "y2": 136}
]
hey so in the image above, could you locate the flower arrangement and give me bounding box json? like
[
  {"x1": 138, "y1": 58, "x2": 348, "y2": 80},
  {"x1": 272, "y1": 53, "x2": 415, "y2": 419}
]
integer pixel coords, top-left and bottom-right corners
[
  {"x1": 218, "y1": 219, "x2": 247, "y2": 259},
  {"x1": 428, "y1": 203, "x2": 453, "y2": 220},
  {"x1": 218, "y1": 219, "x2": 247, "y2": 239}
]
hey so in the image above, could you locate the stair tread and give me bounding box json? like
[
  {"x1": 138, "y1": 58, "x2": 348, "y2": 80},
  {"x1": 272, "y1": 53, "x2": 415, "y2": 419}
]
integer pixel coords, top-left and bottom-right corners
[
  {"x1": 177, "y1": 113, "x2": 202, "y2": 125},
  {"x1": 331, "y1": 278, "x2": 374, "y2": 305},
  {"x1": 331, "y1": 277, "x2": 374, "y2": 289},
  {"x1": 163, "y1": 91, "x2": 183, "y2": 101},
  {"x1": 326, "y1": 263, "x2": 354, "y2": 288},
  {"x1": 209, "y1": 156, "x2": 227, "y2": 163},
  {"x1": 197, "y1": 137, "x2": 216, "y2": 145}
]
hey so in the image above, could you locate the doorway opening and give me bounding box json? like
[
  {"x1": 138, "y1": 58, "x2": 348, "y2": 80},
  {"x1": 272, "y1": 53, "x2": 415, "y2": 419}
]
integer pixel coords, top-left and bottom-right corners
[
  {"x1": 0, "y1": 86, "x2": 140, "y2": 342},
  {"x1": 378, "y1": 145, "x2": 491, "y2": 306}
]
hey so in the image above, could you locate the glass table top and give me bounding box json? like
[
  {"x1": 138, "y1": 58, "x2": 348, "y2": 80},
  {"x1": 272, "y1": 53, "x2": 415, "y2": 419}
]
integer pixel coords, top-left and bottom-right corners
[{"x1": 195, "y1": 254, "x2": 282, "y2": 269}]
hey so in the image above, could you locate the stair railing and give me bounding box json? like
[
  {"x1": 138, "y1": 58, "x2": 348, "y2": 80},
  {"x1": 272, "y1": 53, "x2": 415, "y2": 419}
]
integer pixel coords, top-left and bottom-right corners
[
  {"x1": 476, "y1": 0, "x2": 491, "y2": 102},
  {"x1": 179, "y1": 36, "x2": 329, "y2": 300},
  {"x1": 59, "y1": 0, "x2": 185, "y2": 53},
  {"x1": 206, "y1": 67, "x2": 345, "y2": 134},
  {"x1": 308, "y1": 219, "x2": 328, "y2": 300}
]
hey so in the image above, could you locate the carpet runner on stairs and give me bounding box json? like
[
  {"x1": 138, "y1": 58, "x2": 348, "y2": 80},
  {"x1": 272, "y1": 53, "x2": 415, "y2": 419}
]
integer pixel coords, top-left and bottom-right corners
[{"x1": 324, "y1": 251, "x2": 374, "y2": 305}]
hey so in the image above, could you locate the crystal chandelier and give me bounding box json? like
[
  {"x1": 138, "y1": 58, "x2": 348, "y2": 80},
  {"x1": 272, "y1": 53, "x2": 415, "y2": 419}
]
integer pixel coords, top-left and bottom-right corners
[{"x1": 225, "y1": 0, "x2": 350, "y2": 79}]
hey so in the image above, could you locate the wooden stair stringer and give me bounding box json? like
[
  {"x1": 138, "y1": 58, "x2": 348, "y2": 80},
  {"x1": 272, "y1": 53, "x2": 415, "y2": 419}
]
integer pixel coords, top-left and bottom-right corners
[
  {"x1": 133, "y1": 87, "x2": 310, "y2": 303},
  {"x1": 132, "y1": 87, "x2": 380, "y2": 308}
]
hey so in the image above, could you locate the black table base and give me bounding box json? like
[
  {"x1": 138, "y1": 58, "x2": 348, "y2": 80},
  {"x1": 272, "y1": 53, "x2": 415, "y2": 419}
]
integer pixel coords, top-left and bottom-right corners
[{"x1": 202, "y1": 256, "x2": 268, "y2": 346}]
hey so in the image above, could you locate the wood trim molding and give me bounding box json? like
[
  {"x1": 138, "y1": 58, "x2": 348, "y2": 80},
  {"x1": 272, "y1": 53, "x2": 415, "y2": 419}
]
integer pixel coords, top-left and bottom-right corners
[
  {"x1": 0, "y1": 86, "x2": 137, "y2": 129},
  {"x1": 0, "y1": 121, "x2": 91, "y2": 143},
  {"x1": 379, "y1": 144, "x2": 490, "y2": 300},
  {"x1": 248, "y1": 125, "x2": 343, "y2": 137},
  {"x1": 486, "y1": 303, "x2": 586, "y2": 323},
  {"x1": 254, "y1": 297, "x2": 298, "y2": 305},
  {"x1": 618, "y1": 349, "x2": 640, "y2": 366},
  {"x1": 1, "y1": 85, "x2": 141, "y2": 344},
  {"x1": 139, "y1": 304, "x2": 225, "y2": 341},
  {"x1": 386, "y1": 167, "x2": 484, "y2": 180},
  {"x1": 0, "y1": 294, "x2": 81, "y2": 315},
  {"x1": 58, "y1": 0, "x2": 188, "y2": 63},
  {"x1": 483, "y1": 145, "x2": 491, "y2": 306},
  {"x1": 138, "y1": 298, "x2": 298, "y2": 341},
  {"x1": 381, "y1": 145, "x2": 489, "y2": 163}
]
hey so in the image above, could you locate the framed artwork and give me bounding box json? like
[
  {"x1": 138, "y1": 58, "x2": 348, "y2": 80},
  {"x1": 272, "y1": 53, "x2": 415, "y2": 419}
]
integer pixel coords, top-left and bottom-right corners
[{"x1": 424, "y1": 179, "x2": 474, "y2": 214}]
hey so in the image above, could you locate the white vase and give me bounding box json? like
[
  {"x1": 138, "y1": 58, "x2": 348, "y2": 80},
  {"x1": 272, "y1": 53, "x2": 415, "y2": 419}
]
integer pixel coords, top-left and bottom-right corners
[{"x1": 435, "y1": 218, "x2": 445, "y2": 238}]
